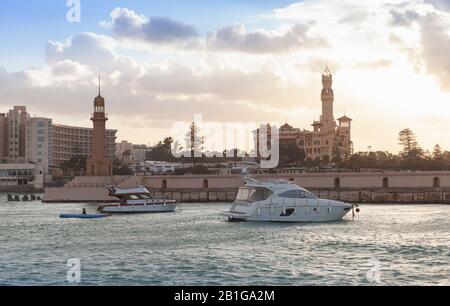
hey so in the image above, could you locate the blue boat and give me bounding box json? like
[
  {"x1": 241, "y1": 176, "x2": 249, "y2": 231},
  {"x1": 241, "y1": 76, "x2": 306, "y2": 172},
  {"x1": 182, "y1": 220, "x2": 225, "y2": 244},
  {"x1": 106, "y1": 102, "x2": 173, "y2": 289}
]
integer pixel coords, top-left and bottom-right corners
[{"x1": 59, "y1": 213, "x2": 110, "y2": 219}]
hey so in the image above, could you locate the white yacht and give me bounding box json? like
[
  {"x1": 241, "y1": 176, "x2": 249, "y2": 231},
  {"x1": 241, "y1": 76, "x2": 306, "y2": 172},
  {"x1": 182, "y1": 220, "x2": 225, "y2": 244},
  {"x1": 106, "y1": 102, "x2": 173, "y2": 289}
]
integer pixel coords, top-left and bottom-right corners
[
  {"x1": 98, "y1": 186, "x2": 177, "y2": 214},
  {"x1": 222, "y1": 178, "x2": 355, "y2": 222}
]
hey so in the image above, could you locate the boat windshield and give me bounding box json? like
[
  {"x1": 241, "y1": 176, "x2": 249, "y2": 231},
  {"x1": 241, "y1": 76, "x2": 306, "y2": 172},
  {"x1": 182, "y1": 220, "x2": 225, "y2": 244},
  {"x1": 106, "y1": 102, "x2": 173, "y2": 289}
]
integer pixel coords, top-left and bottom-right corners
[
  {"x1": 127, "y1": 194, "x2": 151, "y2": 200},
  {"x1": 236, "y1": 187, "x2": 272, "y2": 202},
  {"x1": 138, "y1": 194, "x2": 152, "y2": 199}
]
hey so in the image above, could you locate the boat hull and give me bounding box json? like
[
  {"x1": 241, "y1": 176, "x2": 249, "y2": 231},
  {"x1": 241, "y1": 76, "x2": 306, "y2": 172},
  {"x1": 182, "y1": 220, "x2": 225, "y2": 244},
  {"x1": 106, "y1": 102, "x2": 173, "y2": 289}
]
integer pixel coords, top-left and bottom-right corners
[
  {"x1": 60, "y1": 214, "x2": 110, "y2": 219},
  {"x1": 99, "y1": 203, "x2": 177, "y2": 214},
  {"x1": 222, "y1": 204, "x2": 352, "y2": 223}
]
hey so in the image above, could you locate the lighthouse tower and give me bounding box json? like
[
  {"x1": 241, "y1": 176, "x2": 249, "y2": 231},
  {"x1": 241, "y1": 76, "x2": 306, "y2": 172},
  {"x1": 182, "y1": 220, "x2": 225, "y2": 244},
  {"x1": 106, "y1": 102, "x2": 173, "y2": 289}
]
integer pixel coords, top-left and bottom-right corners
[{"x1": 86, "y1": 77, "x2": 112, "y2": 176}]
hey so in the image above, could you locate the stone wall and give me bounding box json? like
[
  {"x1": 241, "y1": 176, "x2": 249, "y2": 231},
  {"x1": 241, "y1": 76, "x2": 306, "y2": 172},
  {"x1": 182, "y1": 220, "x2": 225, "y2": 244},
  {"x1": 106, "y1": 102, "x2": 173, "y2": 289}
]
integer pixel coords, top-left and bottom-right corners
[{"x1": 42, "y1": 172, "x2": 450, "y2": 203}]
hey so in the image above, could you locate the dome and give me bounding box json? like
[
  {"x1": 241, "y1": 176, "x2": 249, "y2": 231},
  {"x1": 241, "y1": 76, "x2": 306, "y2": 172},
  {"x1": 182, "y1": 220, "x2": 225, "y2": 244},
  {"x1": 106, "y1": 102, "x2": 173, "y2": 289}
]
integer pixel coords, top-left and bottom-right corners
[
  {"x1": 337, "y1": 115, "x2": 352, "y2": 122},
  {"x1": 280, "y1": 123, "x2": 293, "y2": 130}
]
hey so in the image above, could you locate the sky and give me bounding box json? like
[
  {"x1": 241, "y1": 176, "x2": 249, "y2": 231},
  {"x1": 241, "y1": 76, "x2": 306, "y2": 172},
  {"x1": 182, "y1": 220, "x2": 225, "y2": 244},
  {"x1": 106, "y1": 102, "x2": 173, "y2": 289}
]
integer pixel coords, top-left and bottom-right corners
[{"x1": 1, "y1": 0, "x2": 450, "y2": 153}]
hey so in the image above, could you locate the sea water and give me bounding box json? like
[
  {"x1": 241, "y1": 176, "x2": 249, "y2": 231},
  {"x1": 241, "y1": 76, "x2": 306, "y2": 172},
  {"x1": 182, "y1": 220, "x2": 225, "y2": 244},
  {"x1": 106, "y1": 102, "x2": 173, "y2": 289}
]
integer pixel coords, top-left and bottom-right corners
[{"x1": 0, "y1": 194, "x2": 449, "y2": 286}]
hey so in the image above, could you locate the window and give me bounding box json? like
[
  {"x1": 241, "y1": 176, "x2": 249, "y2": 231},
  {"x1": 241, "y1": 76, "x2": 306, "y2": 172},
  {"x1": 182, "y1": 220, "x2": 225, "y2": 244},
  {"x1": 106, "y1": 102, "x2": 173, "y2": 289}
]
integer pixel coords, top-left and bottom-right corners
[
  {"x1": 249, "y1": 188, "x2": 272, "y2": 202},
  {"x1": 236, "y1": 188, "x2": 272, "y2": 202},
  {"x1": 161, "y1": 180, "x2": 167, "y2": 189},
  {"x1": 203, "y1": 179, "x2": 209, "y2": 189},
  {"x1": 280, "y1": 190, "x2": 317, "y2": 199},
  {"x1": 236, "y1": 188, "x2": 250, "y2": 201},
  {"x1": 383, "y1": 177, "x2": 389, "y2": 188},
  {"x1": 280, "y1": 190, "x2": 305, "y2": 198}
]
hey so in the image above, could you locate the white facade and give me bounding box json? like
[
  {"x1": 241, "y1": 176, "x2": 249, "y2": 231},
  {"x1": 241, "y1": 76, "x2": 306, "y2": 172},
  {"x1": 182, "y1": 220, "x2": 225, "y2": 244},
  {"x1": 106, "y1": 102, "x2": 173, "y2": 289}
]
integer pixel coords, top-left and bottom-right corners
[
  {"x1": 132, "y1": 145, "x2": 153, "y2": 163},
  {"x1": 7, "y1": 106, "x2": 28, "y2": 164},
  {"x1": 26, "y1": 117, "x2": 52, "y2": 174},
  {"x1": 115, "y1": 140, "x2": 133, "y2": 160},
  {"x1": 0, "y1": 163, "x2": 44, "y2": 189},
  {"x1": 145, "y1": 161, "x2": 181, "y2": 174},
  {"x1": 0, "y1": 113, "x2": 7, "y2": 163},
  {"x1": 116, "y1": 141, "x2": 153, "y2": 163}
]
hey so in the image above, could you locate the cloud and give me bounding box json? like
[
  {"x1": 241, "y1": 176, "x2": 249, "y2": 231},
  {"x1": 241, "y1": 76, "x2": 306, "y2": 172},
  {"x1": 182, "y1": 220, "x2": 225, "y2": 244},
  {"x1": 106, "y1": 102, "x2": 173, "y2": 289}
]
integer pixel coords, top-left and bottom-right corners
[
  {"x1": 425, "y1": 0, "x2": 450, "y2": 11},
  {"x1": 390, "y1": 9, "x2": 420, "y2": 26},
  {"x1": 207, "y1": 23, "x2": 330, "y2": 54},
  {"x1": 46, "y1": 33, "x2": 117, "y2": 68},
  {"x1": 418, "y1": 12, "x2": 450, "y2": 90},
  {"x1": 133, "y1": 62, "x2": 321, "y2": 109},
  {"x1": 45, "y1": 32, "x2": 142, "y2": 75},
  {"x1": 353, "y1": 59, "x2": 392, "y2": 70},
  {"x1": 296, "y1": 58, "x2": 342, "y2": 74},
  {"x1": 102, "y1": 7, "x2": 199, "y2": 45},
  {"x1": 26, "y1": 60, "x2": 94, "y2": 87}
]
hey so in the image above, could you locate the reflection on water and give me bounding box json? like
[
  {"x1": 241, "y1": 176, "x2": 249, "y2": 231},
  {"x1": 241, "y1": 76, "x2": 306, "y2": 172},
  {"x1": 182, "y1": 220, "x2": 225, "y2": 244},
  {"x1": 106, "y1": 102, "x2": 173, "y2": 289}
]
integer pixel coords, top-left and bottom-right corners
[{"x1": 0, "y1": 195, "x2": 449, "y2": 286}]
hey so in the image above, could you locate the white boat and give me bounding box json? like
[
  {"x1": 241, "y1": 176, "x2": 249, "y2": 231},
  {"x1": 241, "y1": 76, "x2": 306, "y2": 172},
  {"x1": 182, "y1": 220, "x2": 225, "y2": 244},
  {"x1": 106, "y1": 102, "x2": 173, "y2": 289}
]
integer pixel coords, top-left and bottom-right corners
[
  {"x1": 98, "y1": 186, "x2": 177, "y2": 214},
  {"x1": 221, "y1": 178, "x2": 355, "y2": 222}
]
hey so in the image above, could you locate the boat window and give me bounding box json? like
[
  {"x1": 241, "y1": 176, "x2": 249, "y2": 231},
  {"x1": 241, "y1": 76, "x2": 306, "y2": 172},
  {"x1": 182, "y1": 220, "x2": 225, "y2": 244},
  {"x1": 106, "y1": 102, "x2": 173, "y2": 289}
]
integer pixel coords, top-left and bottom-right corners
[
  {"x1": 129, "y1": 195, "x2": 140, "y2": 200},
  {"x1": 305, "y1": 192, "x2": 317, "y2": 199},
  {"x1": 280, "y1": 190, "x2": 305, "y2": 199},
  {"x1": 249, "y1": 188, "x2": 273, "y2": 202},
  {"x1": 280, "y1": 190, "x2": 317, "y2": 199},
  {"x1": 139, "y1": 194, "x2": 151, "y2": 199},
  {"x1": 236, "y1": 187, "x2": 272, "y2": 202},
  {"x1": 236, "y1": 188, "x2": 250, "y2": 201}
]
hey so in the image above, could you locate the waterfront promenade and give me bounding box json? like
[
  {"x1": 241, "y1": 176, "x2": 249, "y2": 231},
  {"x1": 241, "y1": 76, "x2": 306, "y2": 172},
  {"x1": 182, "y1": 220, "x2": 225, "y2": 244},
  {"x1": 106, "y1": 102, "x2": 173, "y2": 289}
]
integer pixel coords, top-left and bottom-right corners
[{"x1": 43, "y1": 171, "x2": 450, "y2": 204}]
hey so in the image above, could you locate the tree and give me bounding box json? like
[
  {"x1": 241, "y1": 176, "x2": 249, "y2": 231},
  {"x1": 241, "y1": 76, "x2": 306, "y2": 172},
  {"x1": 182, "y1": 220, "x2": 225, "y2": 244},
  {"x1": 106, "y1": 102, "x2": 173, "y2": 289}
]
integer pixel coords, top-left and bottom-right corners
[
  {"x1": 122, "y1": 149, "x2": 132, "y2": 165},
  {"x1": 331, "y1": 145, "x2": 342, "y2": 165},
  {"x1": 278, "y1": 143, "x2": 306, "y2": 167},
  {"x1": 433, "y1": 144, "x2": 443, "y2": 159},
  {"x1": 60, "y1": 156, "x2": 87, "y2": 176},
  {"x1": 398, "y1": 129, "x2": 424, "y2": 168},
  {"x1": 146, "y1": 137, "x2": 175, "y2": 162},
  {"x1": 399, "y1": 129, "x2": 420, "y2": 157},
  {"x1": 185, "y1": 122, "x2": 205, "y2": 166}
]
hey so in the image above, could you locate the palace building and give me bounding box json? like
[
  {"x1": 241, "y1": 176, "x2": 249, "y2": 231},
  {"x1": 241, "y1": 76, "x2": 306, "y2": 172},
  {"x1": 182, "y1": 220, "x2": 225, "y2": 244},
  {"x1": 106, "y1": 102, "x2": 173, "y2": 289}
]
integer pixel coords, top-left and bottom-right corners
[{"x1": 256, "y1": 67, "x2": 353, "y2": 161}]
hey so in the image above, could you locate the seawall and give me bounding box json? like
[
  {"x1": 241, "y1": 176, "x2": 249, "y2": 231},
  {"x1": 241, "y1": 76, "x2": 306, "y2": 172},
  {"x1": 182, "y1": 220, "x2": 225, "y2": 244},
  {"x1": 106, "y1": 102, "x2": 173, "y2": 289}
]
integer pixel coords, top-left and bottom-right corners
[{"x1": 42, "y1": 172, "x2": 450, "y2": 204}]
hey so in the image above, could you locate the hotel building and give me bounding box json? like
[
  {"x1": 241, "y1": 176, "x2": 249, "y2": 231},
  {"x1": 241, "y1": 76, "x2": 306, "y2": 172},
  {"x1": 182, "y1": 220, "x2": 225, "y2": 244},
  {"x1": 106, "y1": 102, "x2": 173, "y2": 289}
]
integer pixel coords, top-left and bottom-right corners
[
  {"x1": 0, "y1": 106, "x2": 117, "y2": 175},
  {"x1": 116, "y1": 140, "x2": 153, "y2": 163},
  {"x1": 25, "y1": 117, "x2": 53, "y2": 174},
  {"x1": 51, "y1": 124, "x2": 116, "y2": 169},
  {"x1": 6, "y1": 106, "x2": 29, "y2": 164},
  {"x1": 0, "y1": 113, "x2": 8, "y2": 163}
]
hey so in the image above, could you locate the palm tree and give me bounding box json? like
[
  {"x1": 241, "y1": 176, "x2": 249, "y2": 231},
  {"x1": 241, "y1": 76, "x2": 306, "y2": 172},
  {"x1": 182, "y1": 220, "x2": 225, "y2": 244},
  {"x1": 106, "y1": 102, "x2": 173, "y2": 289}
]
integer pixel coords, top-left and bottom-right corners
[{"x1": 122, "y1": 149, "x2": 132, "y2": 166}]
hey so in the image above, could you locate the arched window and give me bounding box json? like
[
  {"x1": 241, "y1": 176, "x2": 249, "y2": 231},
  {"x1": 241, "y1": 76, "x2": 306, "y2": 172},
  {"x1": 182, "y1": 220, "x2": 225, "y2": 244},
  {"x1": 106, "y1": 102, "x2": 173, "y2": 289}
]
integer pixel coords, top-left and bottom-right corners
[
  {"x1": 203, "y1": 179, "x2": 209, "y2": 189},
  {"x1": 383, "y1": 177, "x2": 389, "y2": 188},
  {"x1": 334, "y1": 178, "x2": 341, "y2": 189},
  {"x1": 161, "y1": 179, "x2": 167, "y2": 189},
  {"x1": 433, "y1": 177, "x2": 440, "y2": 188}
]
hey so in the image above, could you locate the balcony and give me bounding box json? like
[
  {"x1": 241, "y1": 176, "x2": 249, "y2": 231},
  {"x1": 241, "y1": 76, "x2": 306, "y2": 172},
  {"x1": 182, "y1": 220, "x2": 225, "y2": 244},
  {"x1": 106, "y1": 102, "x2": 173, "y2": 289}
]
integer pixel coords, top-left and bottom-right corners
[{"x1": 91, "y1": 113, "x2": 108, "y2": 120}]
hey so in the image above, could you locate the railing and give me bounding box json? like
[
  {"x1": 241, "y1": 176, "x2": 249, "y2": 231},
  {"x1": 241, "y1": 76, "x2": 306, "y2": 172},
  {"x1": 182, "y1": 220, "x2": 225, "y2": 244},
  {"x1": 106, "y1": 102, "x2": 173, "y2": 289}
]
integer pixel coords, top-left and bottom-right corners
[{"x1": 65, "y1": 183, "x2": 111, "y2": 188}]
